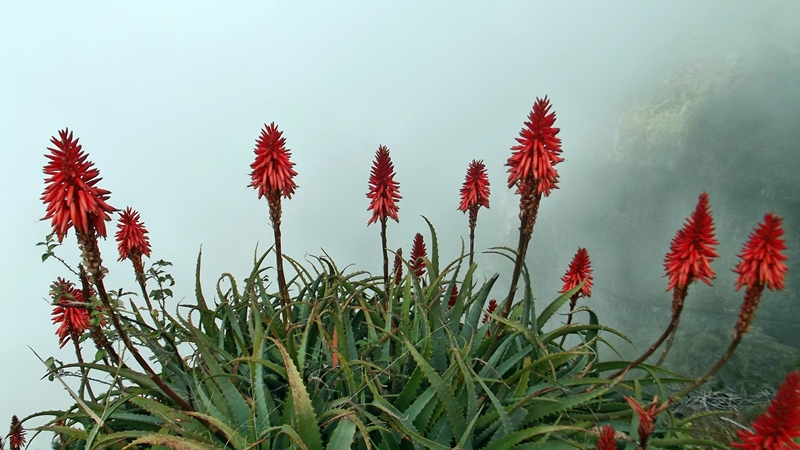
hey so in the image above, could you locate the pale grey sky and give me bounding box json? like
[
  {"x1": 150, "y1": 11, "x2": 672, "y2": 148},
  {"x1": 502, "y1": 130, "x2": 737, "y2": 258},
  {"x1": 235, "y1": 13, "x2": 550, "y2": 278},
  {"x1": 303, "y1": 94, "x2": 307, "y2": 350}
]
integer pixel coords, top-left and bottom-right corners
[{"x1": 2, "y1": 2, "x2": 799, "y2": 444}]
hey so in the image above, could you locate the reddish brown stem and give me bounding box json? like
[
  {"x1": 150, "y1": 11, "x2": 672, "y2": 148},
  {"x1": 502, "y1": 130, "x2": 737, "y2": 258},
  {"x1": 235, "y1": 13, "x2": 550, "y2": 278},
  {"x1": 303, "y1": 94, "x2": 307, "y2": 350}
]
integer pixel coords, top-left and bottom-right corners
[
  {"x1": 381, "y1": 217, "x2": 389, "y2": 302},
  {"x1": 559, "y1": 296, "x2": 579, "y2": 347},
  {"x1": 269, "y1": 196, "x2": 293, "y2": 327},
  {"x1": 608, "y1": 286, "x2": 687, "y2": 379},
  {"x1": 93, "y1": 278, "x2": 193, "y2": 410},
  {"x1": 668, "y1": 335, "x2": 742, "y2": 405}
]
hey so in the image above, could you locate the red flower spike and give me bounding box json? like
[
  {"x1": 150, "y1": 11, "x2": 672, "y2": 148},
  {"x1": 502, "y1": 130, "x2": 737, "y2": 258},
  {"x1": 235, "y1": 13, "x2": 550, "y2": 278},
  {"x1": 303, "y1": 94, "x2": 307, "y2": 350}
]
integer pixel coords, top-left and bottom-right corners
[
  {"x1": 366, "y1": 145, "x2": 401, "y2": 225},
  {"x1": 410, "y1": 233, "x2": 427, "y2": 277},
  {"x1": 393, "y1": 248, "x2": 404, "y2": 286},
  {"x1": 624, "y1": 396, "x2": 668, "y2": 449},
  {"x1": 483, "y1": 299, "x2": 498, "y2": 324},
  {"x1": 733, "y1": 371, "x2": 800, "y2": 450},
  {"x1": 560, "y1": 248, "x2": 593, "y2": 298},
  {"x1": 459, "y1": 159, "x2": 490, "y2": 212},
  {"x1": 734, "y1": 213, "x2": 788, "y2": 291},
  {"x1": 506, "y1": 97, "x2": 563, "y2": 196},
  {"x1": 51, "y1": 278, "x2": 94, "y2": 348},
  {"x1": 596, "y1": 425, "x2": 617, "y2": 450},
  {"x1": 41, "y1": 129, "x2": 115, "y2": 241},
  {"x1": 115, "y1": 207, "x2": 152, "y2": 262},
  {"x1": 664, "y1": 192, "x2": 720, "y2": 292},
  {"x1": 249, "y1": 122, "x2": 298, "y2": 200},
  {"x1": 8, "y1": 416, "x2": 25, "y2": 450},
  {"x1": 447, "y1": 285, "x2": 459, "y2": 310}
]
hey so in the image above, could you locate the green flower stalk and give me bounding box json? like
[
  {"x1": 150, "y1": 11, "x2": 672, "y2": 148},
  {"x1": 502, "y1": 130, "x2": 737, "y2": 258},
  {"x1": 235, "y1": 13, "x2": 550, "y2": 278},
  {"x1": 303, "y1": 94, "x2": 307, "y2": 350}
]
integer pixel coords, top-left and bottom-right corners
[
  {"x1": 366, "y1": 145, "x2": 401, "y2": 296},
  {"x1": 458, "y1": 159, "x2": 490, "y2": 268},
  {"x1": 249, "y1": 122, "x2": 298, "y2": 325},
  {"x1": 503, "y1": 97, "x2": 563, "y2": 318},
  {"x1": 613, "y1": 193, "x2": 718, "y2": 378}
]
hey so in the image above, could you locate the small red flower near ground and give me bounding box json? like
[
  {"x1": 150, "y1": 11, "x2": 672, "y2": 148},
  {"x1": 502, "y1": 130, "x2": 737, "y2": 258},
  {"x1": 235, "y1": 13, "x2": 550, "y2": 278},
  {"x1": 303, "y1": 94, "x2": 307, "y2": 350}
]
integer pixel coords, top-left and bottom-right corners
[
  {"x1": 459, "y1": 159, "x2": 490, "y2": 212},
  {"x1": 115, "y1": 207, "x2": 152, "y2": 261},
  {"x1": 447, "y1": 285, "x2": 459, "y2": 310},
  {"x1": 733, "y1": 371, "x2": 800, "y2": 450},
  {"x1": 8, "y1": 415, "x2": 25, "y2": 450},
  {"x1": 366, "y1": 145, "x2": 401, "y2": 225},
  {"x1": 734, "y1": 213, "x2": 788, "y2": 292},
  {"x1": 596, "y1": 425, "x2": 617, "y2": 450},
  {"x1": 51, "y1": 278, "x2": 94, "y2": 348},
  {"x1": 249, "y1": 122, "x2": 298, "y2": 200},
  {"x1": 483, "y1": 299, "x2": 497, "y2": 324},
  {"x1": 392, "y1": 248, "x2": 404, "y2": 286},
  {"x1": 506, "y1": 97, "x2": 563, "y2": 196},
  {"x1": 410, "y1": 233, "x2": 427, "y2": 277},
  {"x1": 560, "y1": 248, "x2": 593, "y2": 298},
  {"x1": 663, "y1": 192, "x2": 719, "y2": 292},
  {"x1": 624, "y1": 396, "x2": 668, "y2": 449},
  {"x1": 41, "y1": 129, "x2": 115, "y2": 241}
]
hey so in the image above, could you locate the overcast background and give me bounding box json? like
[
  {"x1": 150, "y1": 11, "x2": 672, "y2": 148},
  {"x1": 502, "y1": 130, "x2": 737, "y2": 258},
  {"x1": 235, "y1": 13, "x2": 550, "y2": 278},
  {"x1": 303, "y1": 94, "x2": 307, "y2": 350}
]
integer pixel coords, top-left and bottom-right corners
[{"x1": 2, "y1": 2, "x2": 800, "y2": 445}]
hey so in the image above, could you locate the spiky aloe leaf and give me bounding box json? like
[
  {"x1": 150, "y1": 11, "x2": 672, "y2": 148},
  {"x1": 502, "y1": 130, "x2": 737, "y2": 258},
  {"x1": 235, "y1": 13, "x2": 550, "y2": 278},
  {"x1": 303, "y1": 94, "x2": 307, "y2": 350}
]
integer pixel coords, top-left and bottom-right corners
[
  {"x1": 422, "y1": 216, "x2": 440, "y2": 279},
  {"x1": 460, "y1": 274, "x2": 498, "y2": 346},
  {"x1": 125, "y1": 434, "x2": 220, "y2": 450},
  {"x1": 481, "y1": 425, "x2": 586, "y2": 450},
  {"x1": 403, "y1": 339, "x2": 466, "y2": 442},
  {"x1": 536, "y1": 283, "x2": 582, "y2": 333},
  {"x1": 273, "y1": 339, "x2": 324, "y2": 450},
  {"x1": 326, "y1": 417, "x2": 358, "y2": 450}
]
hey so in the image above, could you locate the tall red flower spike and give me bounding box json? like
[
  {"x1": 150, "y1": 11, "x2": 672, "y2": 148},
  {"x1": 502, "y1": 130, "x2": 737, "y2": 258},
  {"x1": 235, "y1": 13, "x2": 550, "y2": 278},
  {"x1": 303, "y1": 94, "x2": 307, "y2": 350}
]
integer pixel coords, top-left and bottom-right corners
[
  {"x1": 733, "y1": 371, "x2": 800, "y2": 450},
  {"x1": 624, "y1": 396, "x2": 668, "y2": 449},
  {"x1": 249, "y1": 122, "x2": 298, "y2": 200},
  {"x1": 51, "y1": 278, "x2": 94, "y2": 348},
  {"x1": 483, "y1": 299, "x2": 497, "y2": 324},
  {"x1": 392, "y1": 248, "x2": 404, "y2": 286},
  {"x1": 410, "y1": 233, "x2": 427, "y2": 277},
  {"x1": 459, "y1": 159, "x2": 490, "y2": 212},
  {"x1": 41, "y1": 129, "x2": 115, "y2": 241},
  {"x1": 663, "y1": 192, "x2": 720, "y2": 292},
  {"x1": 506, "y1": 97, "x2": 563, "y2": 196},
  {"x1": 560, "y1": 248, "x2": 593, "y2": 298},
  {"x1": 8, "y1": 416, "x2": 25, "y2": 450},
  {"x1": 366, "y1": 145, "x2": 401, "y2": 225},
  {"x1": 115, "y1": 207, "x2": 152, "y2": 261},
  {"x1": 734, "y1": 213, "x2": 788, "y2": 292},
  {"x1": 596, "y1": 425, "x2": 617, "y2": 450}
]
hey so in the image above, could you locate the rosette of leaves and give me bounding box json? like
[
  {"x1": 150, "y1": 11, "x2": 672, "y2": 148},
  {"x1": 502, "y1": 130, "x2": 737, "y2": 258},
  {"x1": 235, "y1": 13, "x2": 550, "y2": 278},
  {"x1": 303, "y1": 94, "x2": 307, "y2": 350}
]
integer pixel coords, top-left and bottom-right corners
[{"x1": 28, "y1": 222, "x2": 719, "y2": 449}]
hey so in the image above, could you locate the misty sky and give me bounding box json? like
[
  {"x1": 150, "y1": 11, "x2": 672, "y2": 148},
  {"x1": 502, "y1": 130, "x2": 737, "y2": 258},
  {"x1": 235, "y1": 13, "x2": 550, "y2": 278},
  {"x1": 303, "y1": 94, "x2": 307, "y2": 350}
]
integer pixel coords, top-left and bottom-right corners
[{"x1": 2, "y1": 2, "x2": 799, "y2": 443}]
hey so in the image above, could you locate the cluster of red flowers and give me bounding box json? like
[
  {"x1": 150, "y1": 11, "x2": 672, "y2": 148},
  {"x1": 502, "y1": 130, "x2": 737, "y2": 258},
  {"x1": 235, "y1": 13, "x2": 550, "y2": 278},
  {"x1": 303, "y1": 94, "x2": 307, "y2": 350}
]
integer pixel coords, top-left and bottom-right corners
[
  {"x1": 392, "y1": 248, "x2": 404, "y2": 285},
  {"x1": 7, "y1": 416, "x2": 25, "y2": 450},
  {"x1": 663, "y1": 192, "x2": 719, "y2": 292},
  {"x1": 51, "y1": 278, "x2": 96, "y2": 348},
  {"x1": 595, "y1": 425, "x2": 617, "y2": 450},
  {"x1": 459, "y1": 159, "x2": 490, "y2": 213},
  {"x1": 410, "y1": 233, "x2": 427, "y2": 277},
  {"x1": 249, "y1": 122, "x2": 298, "y2": 201},
  {"x1": 560, "y1": 247, "x2": 593, "y2": 298},
  {"x1": 41, "y1": 129, "x2": 115, "y2": 241},
  {"x1": 506, "y1": 97, "x2": 563, "y2": 196},
  {"x1": 624, "y1": 396, "x2": 668, "y2": 449},
  {"x1": 734, "y1": 371, "x2": 800, "y2": 449},
  {"x1": 734, "y1": 213, "x2": 788, "y2": 292},
  {"x1": 366, "y1": 145, "x2": 401, "y2": 225},
  {"x1": 482, "y1": 299, "x2": 497, "y2": 324},
  {"x1": 115, "y1": 207, "x2": 152, "y2": 262},
  {"x1": 447, "y1": 285, "x2": 459, "y2": 310}
]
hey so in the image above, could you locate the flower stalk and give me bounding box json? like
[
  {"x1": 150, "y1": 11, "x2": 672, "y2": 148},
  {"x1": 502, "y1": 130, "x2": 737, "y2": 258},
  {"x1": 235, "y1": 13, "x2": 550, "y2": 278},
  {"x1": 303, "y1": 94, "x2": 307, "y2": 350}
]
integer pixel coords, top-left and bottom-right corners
[
  {"x1": 367, "y1": 145, "x2": 401, "y2": 299},
  {"x1": 502, "y1": 97, "x2": 562, "y2": 319},
  {"x1": 459, "y1": 159, "x2": 490, "y2": 268},
  {"x1": 249, "y1": 122, "x2": 298, "y2": 326}
]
